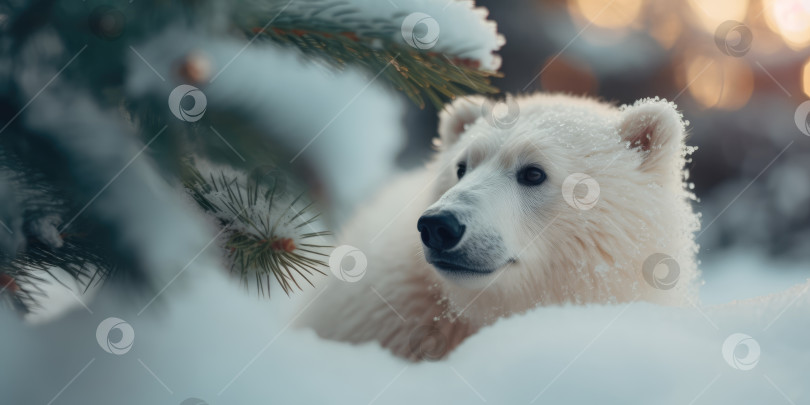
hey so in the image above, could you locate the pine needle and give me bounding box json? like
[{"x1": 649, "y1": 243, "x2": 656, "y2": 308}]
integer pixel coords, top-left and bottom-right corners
[
  {"x1": 247, "y1": 20, "x2": 501, "y2": 109},
  {"x1": 181, "y1": 160, "x2": 332, "y2": 297}
]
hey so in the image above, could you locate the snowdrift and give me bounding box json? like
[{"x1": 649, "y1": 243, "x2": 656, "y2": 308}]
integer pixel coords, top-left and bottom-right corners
[{"x1": 3, "y1": 255, "x2": 809, "y2": 405}]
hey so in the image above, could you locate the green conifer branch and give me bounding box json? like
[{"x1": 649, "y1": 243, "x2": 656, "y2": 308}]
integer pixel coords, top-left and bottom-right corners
[
  {"x1": 181, "y1": 160, "x2": 331, "y2": 297},
  {"x1": 242, "y1": 8, "x2": 501, "y2": 108}
]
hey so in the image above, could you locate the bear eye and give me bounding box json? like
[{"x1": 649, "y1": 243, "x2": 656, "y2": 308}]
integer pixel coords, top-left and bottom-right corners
[
  {"x1": 517, "y1": 166, "x2": 546, "y2": 186},
  {"x1": 456, "y1": 162, "x2": 467, "y2": 179}
]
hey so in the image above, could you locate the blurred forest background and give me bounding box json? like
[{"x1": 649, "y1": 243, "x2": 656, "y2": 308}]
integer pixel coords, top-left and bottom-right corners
[{"x1": 400, "y1": 0, "x2": 810, "y2": 264}]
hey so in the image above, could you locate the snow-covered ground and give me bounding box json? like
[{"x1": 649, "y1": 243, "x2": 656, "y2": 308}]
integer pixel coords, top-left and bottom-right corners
[
  {"x1": 701, "y1": 249, "x2": 810, "y2": 306},
  {"x1": 3, "y1": 249, "x2": 809, "y2": 404}
]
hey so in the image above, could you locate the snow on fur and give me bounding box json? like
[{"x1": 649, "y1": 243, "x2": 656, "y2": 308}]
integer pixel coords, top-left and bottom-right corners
[{"x1": 303, "y1": 93, "x2": 701, "y2": 359}]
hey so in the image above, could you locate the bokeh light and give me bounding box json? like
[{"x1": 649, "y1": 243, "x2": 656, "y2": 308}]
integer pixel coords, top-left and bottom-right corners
[
  {"x1": 764, "y1": 0, "x2": 810, "y2": 49},
  {"x1": 648, "y1": 14, "x2": 682, "y2": 49},
  {"x1": 802, "y1": 58, "x2": 810, "y2": 97},
  {"x1": 569, "y1": 0, "x2": 643, "y2": 29},
  {"x1": 682, "y1": 55, "x2": 754, "y2": 110},
  {"x1": 687, "y1": 0, "x2": 749, "y2": 33}
]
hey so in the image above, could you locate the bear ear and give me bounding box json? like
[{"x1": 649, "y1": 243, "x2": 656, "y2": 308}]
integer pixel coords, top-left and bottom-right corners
[
  {"x1": 437, "y1": 95, "x2": 487, "y2": 148},
  {"x1": 618, "y1": 98, "x2": 686, "y2": 173}
]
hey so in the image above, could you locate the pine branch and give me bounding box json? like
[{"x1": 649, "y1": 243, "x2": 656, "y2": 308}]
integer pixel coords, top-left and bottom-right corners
[
  {"x1": 0, "y1": 0, "x2": 505, "y2": 310},
  {"x1": 182, "y1": 159, "x2": 331, "y2": 297},
  {"x1": 0, "y1": 147, "x2": 122, "y2": 312},
  {"x1": 242, "y1": 7, "x2": 501, "y2": 108}
]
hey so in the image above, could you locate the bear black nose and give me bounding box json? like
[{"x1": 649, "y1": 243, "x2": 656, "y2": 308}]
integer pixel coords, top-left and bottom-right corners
[{"x1": 417, "y1": 211, "x2": 465, "y2": 251}]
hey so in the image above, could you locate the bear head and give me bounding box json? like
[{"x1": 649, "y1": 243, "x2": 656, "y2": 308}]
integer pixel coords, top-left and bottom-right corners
[{"x1": 418, "y1": 94, "x2": 700, "y2": 324}]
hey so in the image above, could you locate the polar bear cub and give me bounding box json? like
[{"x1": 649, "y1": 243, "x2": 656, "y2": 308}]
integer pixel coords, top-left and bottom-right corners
[{"x1": 302, "y1": 93, "x2": 700, "y2": 360}]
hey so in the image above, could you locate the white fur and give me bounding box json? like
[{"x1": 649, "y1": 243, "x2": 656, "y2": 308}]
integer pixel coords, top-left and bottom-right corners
[{"x1": 301, "y1": 93, "x2": 701, "y2": 360}]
